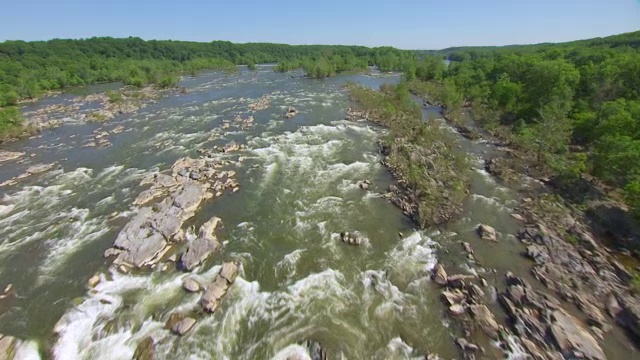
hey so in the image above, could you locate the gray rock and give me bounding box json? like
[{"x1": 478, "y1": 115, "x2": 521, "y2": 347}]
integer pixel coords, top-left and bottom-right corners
[
  {"x1": 550, "y1": 310, "x2": 605, "y2": 360},
  {"x1": 220, "y1": 261, "x2": 239, "y2": 283},
  {"x1": 171, "y1": 317, "x2": 197, "y2": 336},
  {"x1": 182, "y1": 278, "x2": 201, "y2": 292},
  {"x1": 469, "y1": 304, "x2": 500, "y2": 339},
  {"x1": 477, "y1": 224, "x2": 497, "y2": 241},
  {"x1": 180, "y1": 237, "x2": 220, "y2": 271},
  {"x1": 449, "y1": 304, "x2": 465, "y2": 316},
  {"x1": 433, "y1": 265, "x2": 448, "y2": 286},
  {"x1": 189, "y1": 172, "x2": 201, "y2": 180}
]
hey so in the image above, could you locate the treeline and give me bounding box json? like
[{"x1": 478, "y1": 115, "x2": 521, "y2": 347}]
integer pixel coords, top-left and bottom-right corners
[
  {"x1": 274, "y1": 46, "x2": 415, "y2": 78},
  {"x1": 0, "y1": 37, "x2": 415, "y2": 106},
  {"x1": 407, "y1": 30, "x2": 640, "y2": 215}
]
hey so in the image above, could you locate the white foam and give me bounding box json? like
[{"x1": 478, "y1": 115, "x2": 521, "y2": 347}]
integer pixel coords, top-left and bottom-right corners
[
  {"x1": 270, "y1": 344, "x2": 312, "y2": 360},
  {"x1": 387, "y1": 231, "x2": 438, "y2": 275},
  {"x1": 12, "y1": 340, "x2": 41, "y2": 360}
]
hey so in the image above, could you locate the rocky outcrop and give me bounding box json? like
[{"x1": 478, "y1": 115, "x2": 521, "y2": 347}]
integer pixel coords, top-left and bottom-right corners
[
  {"x1": 340, "y1": 231, "x2": 363, "y2": 245},
  {"x1": 0, "y1": 151, "x2": 24, "y2": 163},
  {"x1": 0, "y1": 163, "x2": 56, "y2": 187},
  {"x1": 477, "y1": 224, "x2": 496, "y2": 242},
  {"x1": 248, "y1": 94, "x2": 271, "y2": 111},
  {"x1": 105, "y1": 155, "x2": 238, "y2": 269},
  {"x1": 284, "y1": 106, "x2": 298, "y2": 119},
  {"x1": 180, "y1": 217, "x2": 222, "y2": 271},
  {"x1": 201, "y1": 261, "x2": 239, "y2": 313}
]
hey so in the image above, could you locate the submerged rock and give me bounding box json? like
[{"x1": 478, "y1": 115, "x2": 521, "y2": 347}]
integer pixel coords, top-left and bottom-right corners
[
  {"x1": 284, "y1": 106, "x2": 298, "y2": 118},
  {"x1": 340, "y1": 231, "x2": 363, "y2": 245},
  {"x1": 0, "y1": 151, "x2": 24, "y2": 163}
]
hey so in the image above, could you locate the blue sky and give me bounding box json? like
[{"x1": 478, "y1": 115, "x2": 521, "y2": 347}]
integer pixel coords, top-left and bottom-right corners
[{"x1": 1, "y1": 0, "x2": 639, "y2": 49}]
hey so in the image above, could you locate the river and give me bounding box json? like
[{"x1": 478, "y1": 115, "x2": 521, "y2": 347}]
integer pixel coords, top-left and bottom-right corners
[{"x1": 0, "y1": 66, "x2": 629, "y2": 359}]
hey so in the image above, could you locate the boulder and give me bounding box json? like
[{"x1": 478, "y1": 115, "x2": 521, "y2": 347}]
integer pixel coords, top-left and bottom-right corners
[
  {"x1": 171, "y1": 317, "x2": 197, "y2": 336},
  {"x1": 220, "y1": 261, "x2": 239, "y2": 283},
  {"x1": 433, "y1": 265, "x2": 448, "y2": 286},
  {"x1": 462, "y1": 242, "x2": 473, "y2": 254},
  {"x1": 449, "y1": 304, "x2": 465, "y2": 316},
  {"x1": 180, "y1": 236, "x2": 220, "y2": 271},
  {"x1": 221, "y1": 141, "x2": 239, "y2": 153},
  {"x1": 442, "y1": 290, "x2": 466, "y2": 306},
  {"x1": 477, "y1": 224, "x2": 497, "y2": 241},
  {"x1": 133, "y1": 336, "x2": 155, "y2": 360},
  {"x1": 511, "y1": 213, "x2": 525, "y2": 222},
  {"x1": 87, "y1": 274, "x2": 101, "y2": 288},
  {"x1": 284, "y1": 107, "x2": 298, "y2": 118},
  {"x1": 550, "y1": 310, "x2": 605, "y2": 360},
  {"x1": 340, "y1": 231, "x2": 363, "y2": 245},
  {"x1": 182, "y1": 278, "x2": 201, "y2": 292},
  {"x1": 447, "y1": 274, "x2": 475, "y2": 288},
  {"x1": 469, "y1": 304, "x2": 500, "y2": 339}
]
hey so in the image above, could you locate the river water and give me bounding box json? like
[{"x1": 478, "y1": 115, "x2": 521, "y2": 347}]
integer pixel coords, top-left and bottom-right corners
[{"x1": 0, "y1": 66, "x2": 549, "y2": 359}]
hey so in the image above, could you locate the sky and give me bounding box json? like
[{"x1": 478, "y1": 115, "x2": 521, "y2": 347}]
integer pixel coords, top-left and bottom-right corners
[{"x1": 1, "y1": 0, "x2": 639, "y2": 49}]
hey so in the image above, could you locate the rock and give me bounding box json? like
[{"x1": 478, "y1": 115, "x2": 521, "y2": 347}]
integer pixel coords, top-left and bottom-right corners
[
  {"x1": 134, "y1": 189, "x2": 164, "y2": 206},
  {"x1": 87, "y1": 274, "x2": 101, "y2": 288},
  {"x1": 480, "y1": 278, "x2": 488, "y2": 287},
  {"x1": 447, "y1": 274, "x2": 475, "y2": 288},
  {"x1": 0, "y1": 334, "x2": 16, "y2": 360},
  {"x1": 477, "y1": 224, "x2": 497, "y2": 241},
  {"x1": 340, "y1": 231, "x2": 363, "y2": 245},
  {"x1": 284, "y1": 106, "x2": 298, "y2": 118},
  {"x1": 201, "y1": 261, "x2": 239, "y2": 313},
  {"x1": 133, "y1": 336, "x2": 155, "y2": 360},
  {"x1": 469, "y1": 304, "x2": 500, "y2": 339},
  {"x1": 189, "y1": 172, "x2": 201, "y2": 180},
  {"x1": 171, "y1": 317, "x2": 197, "y2": 336},
  {"x1": 606, "y1": 293, "x2": 622, "y2": 318},
  {"x1": 442, "y1": 289, "x2": 466, "y2": 306},
  {"x1": 511, "y1": 213, "x2": 525, "y2": 222},
  {"x1": 357, "y1": 180, "x2": 371, "y2": 190},
  {"x1": 526, "y1": 244, "x2": 551, "y2": 264},
  {"x1": 0, "y1": 151, "x2": 24, "y2": 163},
  {"x1": 449, "y1": 304, "x2": 466, "y2": 316},
  {"x1": 220, "y1": 261, "x2": 239, "y2": 283},
  {"x1": 433, "y1": 265, "x2": 448, "y2": 286},
  {"x1": 550, "y1": 310, "x2": 605, "y2": 360},
  {"x1": 182, "y1": 278, "x2": 201, "y2": 292},
  {"x1": 221, "y1": 141, "x2": 239, "y2": 153},
  {"x1": 462, "y1": 242, "x2": 473, "y2": 254},
  {"x1": 180, "y1": 235, "x2": 220, "y2": 271},
  {"x1": 456, "y1": 338, "x2": 480, "y2": 353}
]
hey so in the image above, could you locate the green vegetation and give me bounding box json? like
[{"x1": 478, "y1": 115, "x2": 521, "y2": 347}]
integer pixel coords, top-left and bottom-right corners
[
  {"x1": 348, "y1": 82, "x2": 471, "y2": 227},
  {"x1": 408, "y1": 30, "x2": 640, "y2": 216},
  {"x1": 0, "y1": 107, "x2": 25, "y2": 139}
]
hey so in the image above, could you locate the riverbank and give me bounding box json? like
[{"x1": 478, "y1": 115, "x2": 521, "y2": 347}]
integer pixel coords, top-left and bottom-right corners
[{"x1": 408, "y1": 87, "x2": 640, "y2": 358}]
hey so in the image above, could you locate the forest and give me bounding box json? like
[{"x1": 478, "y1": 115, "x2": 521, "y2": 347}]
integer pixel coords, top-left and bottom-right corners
[
  {"x1": 2, "y1": 31, "x2": 640, "y2": 214},
  {"x1": 407, "y1": 30, "x2": 640, "y2": 216}
]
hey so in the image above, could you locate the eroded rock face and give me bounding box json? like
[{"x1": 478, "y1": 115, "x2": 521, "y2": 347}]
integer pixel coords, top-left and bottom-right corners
[{"x1": 201, "y1": 261, "x2": 239, "y2": 313}]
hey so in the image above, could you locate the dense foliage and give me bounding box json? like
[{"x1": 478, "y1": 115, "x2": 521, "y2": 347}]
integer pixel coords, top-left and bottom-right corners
[
  {"x1": 348, "y1": 83, "x2": 471, "y2": 227},
  {"x1": 409, "y1": 30, "x2": 640, "y2": 215}
]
